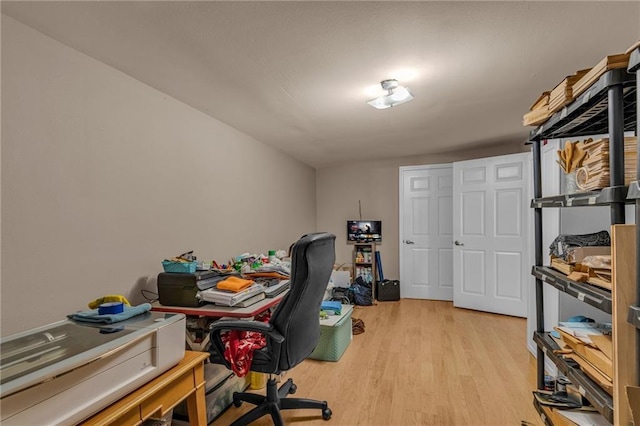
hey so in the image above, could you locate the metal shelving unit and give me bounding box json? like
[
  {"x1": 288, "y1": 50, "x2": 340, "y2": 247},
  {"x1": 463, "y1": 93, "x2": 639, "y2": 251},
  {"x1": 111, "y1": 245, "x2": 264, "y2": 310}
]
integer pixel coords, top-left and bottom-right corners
[{"x1": 529, "y1": 65, "x2": 637, "y2": 425}]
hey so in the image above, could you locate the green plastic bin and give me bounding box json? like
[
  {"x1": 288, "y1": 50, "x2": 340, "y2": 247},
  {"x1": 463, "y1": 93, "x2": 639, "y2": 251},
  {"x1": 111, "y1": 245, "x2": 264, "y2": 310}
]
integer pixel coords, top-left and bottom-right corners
[{"x1": 310, "y1": 304, "x2": 353, "y2": 361}]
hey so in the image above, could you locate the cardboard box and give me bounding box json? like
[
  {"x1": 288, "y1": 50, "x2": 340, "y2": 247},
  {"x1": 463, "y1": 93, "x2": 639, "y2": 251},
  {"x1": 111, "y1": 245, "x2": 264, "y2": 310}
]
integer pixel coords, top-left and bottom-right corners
[{"x1": 565, "y1": 246, "x2": 610, "y2": 264}]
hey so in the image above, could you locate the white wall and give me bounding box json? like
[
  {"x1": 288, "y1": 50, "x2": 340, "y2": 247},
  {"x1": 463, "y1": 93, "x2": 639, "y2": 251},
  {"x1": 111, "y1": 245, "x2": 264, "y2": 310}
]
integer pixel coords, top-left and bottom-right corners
[{"x1": 1, "y1": 16, "x2": 317, "y2": 335}]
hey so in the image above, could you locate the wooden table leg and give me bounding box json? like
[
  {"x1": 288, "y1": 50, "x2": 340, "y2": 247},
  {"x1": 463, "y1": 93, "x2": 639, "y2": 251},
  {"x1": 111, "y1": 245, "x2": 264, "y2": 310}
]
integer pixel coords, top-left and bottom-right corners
[{"x1": 186, "y1": 384, "x2": 207, "y2": 426}]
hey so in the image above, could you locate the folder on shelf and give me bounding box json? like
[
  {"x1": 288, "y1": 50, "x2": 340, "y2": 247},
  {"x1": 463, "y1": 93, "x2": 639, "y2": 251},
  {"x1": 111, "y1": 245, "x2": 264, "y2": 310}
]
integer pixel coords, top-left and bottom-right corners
[
  {"x1": 572, "y1": 53, "x2": 630, "y2": 99},
  {"x1": 548, "y1": 68, "x2": 591, "y2": 113},
  {"x1": 555, "y1": 324, "x2": 613, "y2": 383},
  {"x1": 522, "y1": 91, "x2": 551, "y2": 126}
]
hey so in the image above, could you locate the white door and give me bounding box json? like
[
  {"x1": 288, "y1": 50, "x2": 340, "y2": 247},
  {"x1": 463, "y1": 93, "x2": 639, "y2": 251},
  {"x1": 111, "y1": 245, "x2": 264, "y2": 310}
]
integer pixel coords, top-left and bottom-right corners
[
  {"x1": 399, "y1": 165, "x2": 453, "y2": 300},
  {"x1": 452, "y1": 152, "x2": 530, "y2": 317}
]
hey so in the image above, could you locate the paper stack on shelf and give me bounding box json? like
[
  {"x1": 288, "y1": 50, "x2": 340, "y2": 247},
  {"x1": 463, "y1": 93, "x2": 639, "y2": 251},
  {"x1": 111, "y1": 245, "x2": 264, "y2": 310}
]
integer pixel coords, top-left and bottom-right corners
[
  {"x1": 550, "y1": 256, "x2": 612, "y2": 290},
  {"x1": 548, "y1": 68, "x2": 591, "y2": 114},
  {"x1": 197, "y1": 283, "x2": 265, "y2": 307},
  {"x1": 572, "y1": 53, "x2": 630, "y2": 99},
  {"x1": 575, "y1": 137, "x2": 637, "y2": 191},
  {"x1": 522, "y1": 91, "x2": 551, "y2": 126},
  {"x1": 555, "y1": 322, "x2": 614, "y2": 395}
]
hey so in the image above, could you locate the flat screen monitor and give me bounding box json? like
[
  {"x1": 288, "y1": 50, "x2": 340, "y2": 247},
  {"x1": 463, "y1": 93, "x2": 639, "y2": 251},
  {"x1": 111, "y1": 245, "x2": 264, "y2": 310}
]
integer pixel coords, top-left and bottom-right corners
[{"x1": 347, "y1": 220, "x2": 382, "y2": 243}]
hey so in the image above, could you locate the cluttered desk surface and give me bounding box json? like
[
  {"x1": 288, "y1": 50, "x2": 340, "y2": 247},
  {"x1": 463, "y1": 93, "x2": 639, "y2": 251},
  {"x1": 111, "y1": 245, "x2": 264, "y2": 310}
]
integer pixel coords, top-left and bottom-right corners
[{"x1": 151, "y1": 289, "x2": 288, "y2": 318}]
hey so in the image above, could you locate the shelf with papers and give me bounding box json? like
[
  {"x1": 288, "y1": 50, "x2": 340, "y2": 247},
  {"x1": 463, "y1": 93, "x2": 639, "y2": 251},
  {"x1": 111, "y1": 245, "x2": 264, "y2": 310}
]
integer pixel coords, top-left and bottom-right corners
[
  {"x1": 531, "y1": 266, "x2": 612, "y2": 314},
  {"x1": 530, "y1": 185, "x2": 630, "y2": 208},
  {"x1": 527, "y1": 68, "x2": 636, "y2": 142},
  {"x1": 533, "y1": 332, "x2": 614, "y2": 423}
]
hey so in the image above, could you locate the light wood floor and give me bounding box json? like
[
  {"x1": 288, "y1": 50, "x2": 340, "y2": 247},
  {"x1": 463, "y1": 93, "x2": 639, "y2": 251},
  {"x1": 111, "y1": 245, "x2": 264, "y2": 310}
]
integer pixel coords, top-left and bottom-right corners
[{"x1": 212, "y1": 299, "x2": 543, "y2": 426}]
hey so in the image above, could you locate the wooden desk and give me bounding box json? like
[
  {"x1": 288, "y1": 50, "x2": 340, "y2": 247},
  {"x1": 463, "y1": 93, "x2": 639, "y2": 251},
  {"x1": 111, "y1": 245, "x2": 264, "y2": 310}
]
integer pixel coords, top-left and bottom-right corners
[
  {"x1": 151, "y1": 289, "x2": 288, "y2": 318},
  {"x1": 81, "y1": 351, "x2": 209, "y2": 426}
]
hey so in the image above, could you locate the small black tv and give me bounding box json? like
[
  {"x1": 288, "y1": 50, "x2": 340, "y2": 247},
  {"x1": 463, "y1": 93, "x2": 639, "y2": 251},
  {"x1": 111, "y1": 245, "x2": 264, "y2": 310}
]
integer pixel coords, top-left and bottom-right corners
[{"x1": 347, "y1": 220, "x2": 382, "y2": 243}]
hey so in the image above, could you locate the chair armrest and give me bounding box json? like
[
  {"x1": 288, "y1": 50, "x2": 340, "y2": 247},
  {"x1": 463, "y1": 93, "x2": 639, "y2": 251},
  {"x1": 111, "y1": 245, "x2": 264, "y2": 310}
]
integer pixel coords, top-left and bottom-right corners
[
  {"x1": 209, "y1": 319, "x2": 284, "y2": 343},
  {"x1": 208, "y1": 319, "x2": 285, "y2": 370}
]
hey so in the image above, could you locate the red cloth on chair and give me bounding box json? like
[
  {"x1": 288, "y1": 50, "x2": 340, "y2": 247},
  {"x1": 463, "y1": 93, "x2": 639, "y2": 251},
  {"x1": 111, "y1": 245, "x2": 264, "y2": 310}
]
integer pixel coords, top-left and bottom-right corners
[{"x1": 221, "y1": 311, "x2": 271, "y2": 377}]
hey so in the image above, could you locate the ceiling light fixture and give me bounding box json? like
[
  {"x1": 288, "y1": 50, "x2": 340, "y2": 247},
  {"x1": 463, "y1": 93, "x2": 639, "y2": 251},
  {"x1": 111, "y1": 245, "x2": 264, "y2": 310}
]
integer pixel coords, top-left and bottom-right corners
[{"x1": 366, "y1": 79, "x2": 415, "y2": 109}]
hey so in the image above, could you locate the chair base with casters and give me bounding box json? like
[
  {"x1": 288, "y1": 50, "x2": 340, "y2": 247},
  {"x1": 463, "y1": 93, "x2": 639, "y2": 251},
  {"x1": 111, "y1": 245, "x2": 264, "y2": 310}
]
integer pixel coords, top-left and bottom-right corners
[{"x1": 230, "y1": 376, "x2": 331, "y2": 426}]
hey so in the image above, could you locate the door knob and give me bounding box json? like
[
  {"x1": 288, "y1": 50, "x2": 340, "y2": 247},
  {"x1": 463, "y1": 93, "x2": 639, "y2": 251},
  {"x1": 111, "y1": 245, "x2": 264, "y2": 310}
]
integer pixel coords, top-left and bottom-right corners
[
  {"x1": 454, "y1": 240, "x2": 464, "y2": 246},
  {"x1": 405, "y1": 240, "x2": 415, "y2": 244}
]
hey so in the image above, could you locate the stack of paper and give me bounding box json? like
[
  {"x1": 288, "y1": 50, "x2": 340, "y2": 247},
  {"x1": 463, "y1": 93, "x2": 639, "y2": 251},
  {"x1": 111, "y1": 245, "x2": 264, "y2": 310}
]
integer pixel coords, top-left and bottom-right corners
[
  {"x1": 554, "y1": 322, "x2": 613, "y2": 394},
  {"x1": 197, "y1": 283, "x2": 265, "y2": 307},
  {"x1": 548, "y1": 68, "x2": 591, "y2": 114},
  {"x1": 576, "y1": 137, "x2": 637, "y2": 191},
  {"x1": 572, "y1": 53, "x2": 630, "y2": 99},
  {"x1": 264, "y1": 280, "x2": 290, "y2": 298},
  {"x1": 522, "y1": 91, "x2": 550, "y2": 126}
]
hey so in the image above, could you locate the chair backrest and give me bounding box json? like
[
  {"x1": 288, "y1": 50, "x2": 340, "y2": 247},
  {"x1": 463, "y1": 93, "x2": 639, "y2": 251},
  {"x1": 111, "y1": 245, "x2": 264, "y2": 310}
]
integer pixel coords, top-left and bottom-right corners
[{"x1": 270, "y1": 232, "x2": 336, "y2": 371}]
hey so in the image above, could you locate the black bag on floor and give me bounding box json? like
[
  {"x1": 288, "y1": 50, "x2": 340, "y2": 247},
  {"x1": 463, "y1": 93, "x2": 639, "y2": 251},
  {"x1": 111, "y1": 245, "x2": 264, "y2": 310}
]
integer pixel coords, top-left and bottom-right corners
[
  {"x1": 377, "y1": 279, "x2": 400, "y2": 301},
  {"x1": 351, "y1": 277, "x2": 373, "y2": 306}
]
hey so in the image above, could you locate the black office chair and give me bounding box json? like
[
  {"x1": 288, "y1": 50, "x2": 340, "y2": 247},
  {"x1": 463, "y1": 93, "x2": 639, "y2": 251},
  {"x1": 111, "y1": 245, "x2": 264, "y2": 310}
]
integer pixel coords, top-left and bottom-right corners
[{"x1": 209, "y1": 232, "x2": 336, "y2": 426}]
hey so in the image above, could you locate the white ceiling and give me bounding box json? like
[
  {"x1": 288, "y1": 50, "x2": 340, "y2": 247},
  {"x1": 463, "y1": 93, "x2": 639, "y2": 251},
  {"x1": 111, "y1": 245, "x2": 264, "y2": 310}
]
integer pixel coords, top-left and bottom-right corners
[{"x1": 3, "y1": 1, "x2": 639, "y2": 168}]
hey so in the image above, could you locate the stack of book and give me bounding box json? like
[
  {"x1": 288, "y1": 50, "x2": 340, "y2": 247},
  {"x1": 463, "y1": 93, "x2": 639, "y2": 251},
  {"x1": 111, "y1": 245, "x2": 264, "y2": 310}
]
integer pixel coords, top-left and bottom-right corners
[
  {"x1": 554, "y1": 322, "x2": 613, "y2": 395},
  {"x1": 548, "y1": 68, "x2": 591, "y2": 114},
  {"x1": 263, "y1": 280, "x2": 290, "y2": 298},
  {"x1": 197, "y1": 283, "x2": 265, "y2": 307},
  {"x1": 522, "y1": 91, "x2": 550, "y2": 126},
  {"x1": 576, "y1": 137, "x2": 637, "y2": 191},
  {"x1": 572, "y1": 53, "x2": 630, "y2": 99}
]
